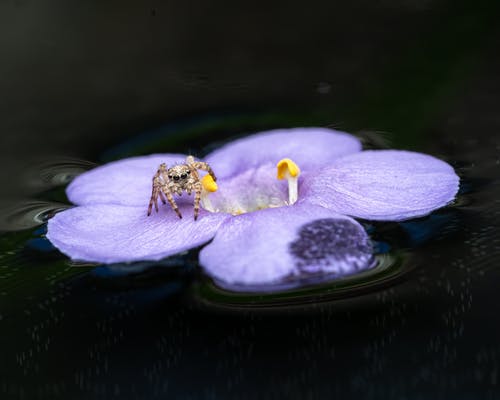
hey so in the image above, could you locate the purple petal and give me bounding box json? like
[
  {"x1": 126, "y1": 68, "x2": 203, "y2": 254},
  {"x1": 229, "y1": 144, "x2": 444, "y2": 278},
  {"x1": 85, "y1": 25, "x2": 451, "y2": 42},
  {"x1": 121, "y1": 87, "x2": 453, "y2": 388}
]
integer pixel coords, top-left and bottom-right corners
[
  {"x1": 301, "y1": 150, "x2": 460, "y2": 221},
  {"x1": 205, "y1": 128, "x2": 362, "y2": 179},
  {"x1": 199, "y1": 204, "x2": 373, "y2": 286},
  {"x1": 46, "y1": 204, "x2": 230, "y2": 263},
  {"x1": 67, "y1": 154, "x2": 187, "y2": 206}
]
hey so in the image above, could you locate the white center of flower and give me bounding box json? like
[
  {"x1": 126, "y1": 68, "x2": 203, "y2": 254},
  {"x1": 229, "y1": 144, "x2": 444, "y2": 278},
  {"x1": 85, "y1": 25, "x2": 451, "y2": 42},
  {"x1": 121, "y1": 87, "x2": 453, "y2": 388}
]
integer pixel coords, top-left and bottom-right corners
[{"x1": 200, "y1": 159, "x2": 301, "y2": 215}]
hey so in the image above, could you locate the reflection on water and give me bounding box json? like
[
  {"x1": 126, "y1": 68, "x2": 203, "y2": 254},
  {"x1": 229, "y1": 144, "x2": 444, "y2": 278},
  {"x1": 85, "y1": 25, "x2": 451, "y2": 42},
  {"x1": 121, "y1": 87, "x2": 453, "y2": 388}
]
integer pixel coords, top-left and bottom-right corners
[{"x1": 194, "y1": 252, "x2": 410, "y2": 308}]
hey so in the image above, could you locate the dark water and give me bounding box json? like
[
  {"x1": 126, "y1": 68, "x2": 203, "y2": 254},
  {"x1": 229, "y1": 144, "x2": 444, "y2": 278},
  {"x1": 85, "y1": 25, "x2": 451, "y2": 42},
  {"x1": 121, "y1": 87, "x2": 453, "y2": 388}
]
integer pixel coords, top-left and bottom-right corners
[{"x1": 1, "y1": 1, "x2": 500, "y2": 399}]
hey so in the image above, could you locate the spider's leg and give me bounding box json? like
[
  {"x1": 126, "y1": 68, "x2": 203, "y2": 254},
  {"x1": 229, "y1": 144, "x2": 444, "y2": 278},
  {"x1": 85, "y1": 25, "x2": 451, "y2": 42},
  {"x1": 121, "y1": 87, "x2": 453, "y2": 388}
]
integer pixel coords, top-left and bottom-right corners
[
  {"x1": 147, "y1": 190, "x2": 158, "y2": 216},
  {"x1": 193, "y1": 181, "x2": 202, "y2": 221},
  {"x1": 147, "y1": 171, "x2": 162, "y2": 216},
  {"x1": 190, "y1": 161, "x2": 217, "y2": 182},
  {"x1": 158, "y1": 191, "x2": 167, "y2": 205},
  {"x1": 163, "y1": 185, "x2": 182, "y2": 219},
  {"x1": 157, "y1": 163, "x2": 176, "y2": 208},
  {"x1": 148, "y1": 163, "x2": 170, "y2": 216}
]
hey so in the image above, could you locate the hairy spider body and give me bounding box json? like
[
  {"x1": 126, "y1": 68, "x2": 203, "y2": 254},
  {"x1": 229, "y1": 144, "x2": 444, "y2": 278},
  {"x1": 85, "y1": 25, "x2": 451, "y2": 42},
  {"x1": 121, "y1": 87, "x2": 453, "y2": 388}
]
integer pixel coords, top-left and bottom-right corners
[{"x1": 147, "y1": 156, "x2": 216, "y2": 220}]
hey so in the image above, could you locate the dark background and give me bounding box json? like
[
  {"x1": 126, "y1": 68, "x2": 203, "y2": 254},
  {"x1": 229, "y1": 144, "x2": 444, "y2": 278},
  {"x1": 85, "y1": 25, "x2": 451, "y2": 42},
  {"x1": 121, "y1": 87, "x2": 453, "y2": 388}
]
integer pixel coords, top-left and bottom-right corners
[
  {"x1": 1, "y1": 0, "x2": 500, "y2": 399},
  {"x1": 2, "y1": 0, "x2": 499, "y2": 196}
]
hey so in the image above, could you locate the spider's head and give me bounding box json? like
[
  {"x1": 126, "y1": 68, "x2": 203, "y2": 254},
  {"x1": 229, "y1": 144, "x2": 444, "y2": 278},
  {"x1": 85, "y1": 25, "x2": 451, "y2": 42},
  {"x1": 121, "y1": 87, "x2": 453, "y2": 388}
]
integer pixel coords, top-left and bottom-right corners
[{"x1": 167, "y1": 165, "x2": 191, "y2": 182}]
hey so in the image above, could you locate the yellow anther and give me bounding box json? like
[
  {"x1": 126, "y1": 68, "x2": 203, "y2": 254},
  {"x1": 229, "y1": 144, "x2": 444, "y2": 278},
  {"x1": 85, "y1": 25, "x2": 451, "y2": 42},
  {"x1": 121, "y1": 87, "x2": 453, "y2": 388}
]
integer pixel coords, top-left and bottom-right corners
[
  {"x1": 276, "y1": 158, "x2": 300, "y2": 205},
  {"x1": 201, "y1": 174, "x2": 218, "y2": 192},
  {"x1": 277, "y1": 158, "x2": 301, "y2": 180}
]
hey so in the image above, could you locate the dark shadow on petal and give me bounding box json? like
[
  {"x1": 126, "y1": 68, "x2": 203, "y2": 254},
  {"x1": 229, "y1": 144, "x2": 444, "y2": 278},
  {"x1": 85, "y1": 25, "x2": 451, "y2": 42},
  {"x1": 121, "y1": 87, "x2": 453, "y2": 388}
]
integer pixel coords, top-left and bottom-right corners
[{"x1": 289, "y1": 218, "x2": 373, "y2": 275}]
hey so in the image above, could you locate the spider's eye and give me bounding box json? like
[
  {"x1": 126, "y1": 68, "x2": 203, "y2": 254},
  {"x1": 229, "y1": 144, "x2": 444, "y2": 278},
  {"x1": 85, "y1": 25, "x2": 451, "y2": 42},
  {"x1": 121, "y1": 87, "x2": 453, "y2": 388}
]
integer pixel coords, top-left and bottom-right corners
[
  {"x1": 180, "y1": 174, "x2": 187, "y2": 179},
  {"x1": 168, "y1": 175, "x2": 173, "y2": 179},
  {"x1": 173, "y1": 176, "x2": 180, "y2": 181},
  {"x1": 186, "y1": 170, "x2": 191, "y2": 174}
]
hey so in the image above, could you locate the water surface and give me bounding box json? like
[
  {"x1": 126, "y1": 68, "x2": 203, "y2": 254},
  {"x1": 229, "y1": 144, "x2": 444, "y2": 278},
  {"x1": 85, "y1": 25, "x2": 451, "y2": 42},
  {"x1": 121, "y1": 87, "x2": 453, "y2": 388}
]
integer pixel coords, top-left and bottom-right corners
[{"x1": 1, "y1": 1, "x2": 500, "y2": 399}]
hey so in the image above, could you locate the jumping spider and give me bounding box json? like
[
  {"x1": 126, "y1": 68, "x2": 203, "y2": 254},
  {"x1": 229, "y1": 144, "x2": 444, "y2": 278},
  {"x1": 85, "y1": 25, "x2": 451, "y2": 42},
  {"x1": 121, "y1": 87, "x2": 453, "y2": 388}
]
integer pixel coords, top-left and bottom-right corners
[{"x1": 147, "y1": 155, "x2": 217, "y2": 220}]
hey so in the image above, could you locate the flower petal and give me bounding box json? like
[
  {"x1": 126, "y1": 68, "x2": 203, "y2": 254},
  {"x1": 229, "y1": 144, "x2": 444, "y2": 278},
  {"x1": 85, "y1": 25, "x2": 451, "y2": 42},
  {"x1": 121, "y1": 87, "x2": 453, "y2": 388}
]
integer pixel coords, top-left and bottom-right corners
[
  {"x1": 205, "y1": 128, "x2": 362, "y2": 179},
  {"x1": 199, "y1": 204, "x2": 374, "y2": 286},
  {"x1": 67, "y1": 154, "x2": 187, "y2": 206},
  {"x1": 301, "y1": 150, "x2": 460, "y2": 221},
  {"x1": 46, "y1": 204, "x2": 230, "y2": 263},
  {"x1": 205, "y1": 164, "x2": 288, "y2": 214}
]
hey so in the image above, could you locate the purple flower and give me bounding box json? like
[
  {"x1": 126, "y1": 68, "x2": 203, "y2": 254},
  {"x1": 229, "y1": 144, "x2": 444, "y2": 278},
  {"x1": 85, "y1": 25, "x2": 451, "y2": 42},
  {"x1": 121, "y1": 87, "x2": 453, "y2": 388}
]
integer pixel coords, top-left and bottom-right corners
[{"x1": 46, "y1": 128, "x2": 459, "y2": 286}]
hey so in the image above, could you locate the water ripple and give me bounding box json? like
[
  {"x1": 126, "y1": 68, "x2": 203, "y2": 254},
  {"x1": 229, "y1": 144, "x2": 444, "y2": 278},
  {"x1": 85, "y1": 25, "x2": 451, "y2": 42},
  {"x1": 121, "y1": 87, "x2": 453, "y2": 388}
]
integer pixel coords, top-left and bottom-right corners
[
  {"x1": 25, "y1": 157, "x2": 96, "y2": 190},
  {"x1": 0, "y1": 200, "x2": 70, "y2": 232},
  {"x1": 193, "y1": 252, "x2": 413, "y2": 309}
]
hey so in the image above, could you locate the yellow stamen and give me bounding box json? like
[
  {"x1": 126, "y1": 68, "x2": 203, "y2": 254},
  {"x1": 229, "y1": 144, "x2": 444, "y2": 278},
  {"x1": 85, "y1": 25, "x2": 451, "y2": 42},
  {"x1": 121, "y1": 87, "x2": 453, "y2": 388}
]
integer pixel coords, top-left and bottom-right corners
[
  {"x1": 276, "y1": 158, "x2": 300, "y2": 205},
  {"x1": 277, "y1": 158, "x2": 301, "y2": 180},
  {"x1": 201, "y1": 174, "x2": 218, "y2": 192},
  {"x1": 200, "y1": 174, "x2": 218, "y2": 212}
]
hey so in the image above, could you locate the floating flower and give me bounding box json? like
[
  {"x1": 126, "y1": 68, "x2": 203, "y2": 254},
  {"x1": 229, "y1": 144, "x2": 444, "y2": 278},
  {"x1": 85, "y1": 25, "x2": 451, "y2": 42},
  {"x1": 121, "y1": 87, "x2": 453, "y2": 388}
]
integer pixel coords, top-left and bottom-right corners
[{"x1": 46, "y1": 128, "x2": 459, "y2": 287}]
